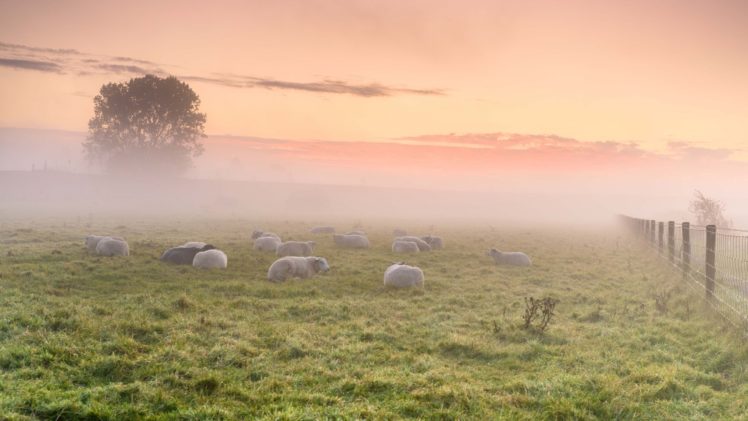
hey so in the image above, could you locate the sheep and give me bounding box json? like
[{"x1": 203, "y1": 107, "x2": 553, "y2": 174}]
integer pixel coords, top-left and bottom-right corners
[
  {"x1": 161, "y1": 244, "x2": 215, "y2": 265},
  {"x1": 395, "y1": 236, "x2": 431, "y2": 252},
  {"x1": 333, "y1": 234, "x2": 370, "y2": 249},
  {"x1": 486, "y1": 248, "x2": 532, "y2": 266},
  {"x1": 251, "y1": 230, "x2": 280, "y2": 240},
  {"x1": 267, "y1": 256, "x2": 329, "y2": 282},
  {"x1": 95, "y1": 237, "x2": 129, "y2": 257},
  {"x1": 421, "y1": 235, "x2": 444, "y2": 250},
  {"x1": 182, "y1": 241, "x2": 207, "y2": 248},
  {"x1": 392, "y1": 228, "x2": 408, "y2": 237},
  {"x1": 310, "y1": 226, "x2": 336, "y2": 234},
  {"x1": 384, "y1": 262, "x2": 424, "y2": 288},
  {"x1": 276, "y1": 241, "x2": 316, "y2": 257},
  {"x1": 85, "y1": 235, "x2": 123, "y2": 254},
  {"x1": 254, "y1": 236, "x2": 281, "y2": 252},
  {"x1": 392, "y1": 240, "x2": 420, "y2": 253},
  {"x1": 345, "y1": 230, "x2": 366, "y2": 236},
  {"x1": 193, "y1": 249, "x2": 228, "y2": 269}
]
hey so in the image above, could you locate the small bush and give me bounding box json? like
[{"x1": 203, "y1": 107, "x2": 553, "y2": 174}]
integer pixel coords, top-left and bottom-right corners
[{"x1": 522, "y1": 297, "x2": 559, "y2": 332}]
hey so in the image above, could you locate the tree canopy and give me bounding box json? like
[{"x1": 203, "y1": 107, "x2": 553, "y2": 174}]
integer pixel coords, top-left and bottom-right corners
[
  {"x1": 84, "y1": 74, "x2": 206, "y2": 174},
  {"x1": 689, "y1": 190, "x2": 731, "y2": 227}
]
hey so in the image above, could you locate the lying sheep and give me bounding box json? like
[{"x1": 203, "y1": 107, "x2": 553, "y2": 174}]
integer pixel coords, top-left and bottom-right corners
[
  {"x1": 95, "y1": 237, "x2": 129, "y2": 257},
  {"x1": 254, "y1": 236, "x2": 281, "y2": 252},
  {"x1": 182, "y1": 241, "x2": 207, "y2": 249},
  {"x1": 267, "y1": 256, "x2": 330, "y2": 282},
  {"x1": 85, "y1": 235, "x2": 123, "y2": 254},
  {"x1": 421, "y1": 235, "x2": 443, "y2": 250},
  {"x1": 487, "y1": 248, "x2": 532, "y2": 266},
  {"x1": 161, "y1": 244, "x2": 215, "y2": 265},
  {"x1": 395, "y1": 236, "x2": 431, "y2": 252},
  {"x1": 333, "y1": 234, "x2": 370, "y2": 249},
  {"x1": 310, "y1": 226, "x2": 336, "y2": 234},
  {"x1": 392, "y1": 240, "x2": 420, "y2": 253},
  {"x1": 345, "y1": 230, "x2": 366, "y2": 236},
  {"x1": 251, "y1": 230, "x2": 280, "y2": 240},
  {"x1": 384, "y1": 262, "x2": 424, "y2": 288},
  {"x1": 392, "y1": 228, "x2": 408, "y2": 237},
  {"x1": 276, "y1": 241, "x2": 315, "y2": 257},
  {"x1": 193, "y1": 249, "x2": 228, "y2": 269}
]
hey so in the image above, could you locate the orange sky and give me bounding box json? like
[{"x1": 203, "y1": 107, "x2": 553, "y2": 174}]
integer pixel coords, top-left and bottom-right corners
[{"x1": 1, "y1": 0, "x2": 747, "y2": 159}]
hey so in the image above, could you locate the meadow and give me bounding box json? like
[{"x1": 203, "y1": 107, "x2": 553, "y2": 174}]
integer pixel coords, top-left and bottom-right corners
[{"x1": 1, "y1": 218, "x2": 747, "y2": 420}]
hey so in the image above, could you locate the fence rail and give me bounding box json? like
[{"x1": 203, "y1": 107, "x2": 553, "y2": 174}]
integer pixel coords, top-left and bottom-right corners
[{"x1": 619, "y1": 215, "x2": 748, "y2": 332}]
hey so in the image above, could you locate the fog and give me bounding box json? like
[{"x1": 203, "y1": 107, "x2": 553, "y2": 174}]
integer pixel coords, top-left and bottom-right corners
[{"x1": 2, "y1": 127, "x2": 747, "y2": 228}]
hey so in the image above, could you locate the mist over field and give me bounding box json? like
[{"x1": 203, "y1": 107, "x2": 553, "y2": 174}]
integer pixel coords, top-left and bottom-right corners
[{"x1": 2, "y1": 127, "x2": 746, "y2": 226}]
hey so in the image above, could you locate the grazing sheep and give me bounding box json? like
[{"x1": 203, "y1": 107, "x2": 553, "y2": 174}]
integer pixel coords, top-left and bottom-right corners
[
  {"x1": 193, "y1": 249, "x2": 228, "y2": 269},
  {"x1": 95, "y1": 237, "x2": 129, "y2": 257},
  {"x1": 392, "y1": 240, "x2": 420, "y2": 253},
  {"x1": 345, "y1": 230, "x2": 366, "y2": 236},
  {"x1": 384, "y1": 262, "x2": 424, "y2": 288},
  {"x1": 392, "y1": 228, "x2": 408, "y2": 237},
  {"x1": 182, "y1": 241, "x2": 207, "y2": 248},
  {"x1": 161, "y1": 244, "x2": 215, "y2": 265},
  {"x1": 251, "y1": 230, "x2": 280, "y2": 240},
  {"x1": 333, "y1": 234, "x2": 370, "y2": 249},
  {"x1": 487, "y1": 248, "x2": 532, "y2": 266},
  {"x1": 395, "y1": 236, "x2": 431, "y2": 252},
  {"x1": 276, "y1": 241, "x2": 316, "y2": 257},
  {"x1": 254, "y1": 236, "x2": 281, "y2": 252},
  {"x1": 85, "y1": 235, "x2": 123, "y2": 254},
  {"x1": 421, "y1": 235, "x2": 444, "y2": 250},
  {"x1": 267, "y1": 256, "x2": 330, "y2": 282},
  {"x1": 310, "y1": 226, "x2": 336, "y2": 234}
]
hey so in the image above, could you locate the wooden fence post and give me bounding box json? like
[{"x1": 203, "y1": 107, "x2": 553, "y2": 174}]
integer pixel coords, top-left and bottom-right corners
[
  {"x1": 658, "y1": 221, "x2": 664, "y2": 252},
  {"x1": 682, "y1": 222, "x2": 690, "y2": 277},
  {"x1": 705, "y1": 224, "x2": 716, "y2": 299},
  {"x1": 667, "y1": 221, "x2": 675, "y2": 263},
  {"x1": 650, "y1": 220, "x2": 656, "y2": 244}
]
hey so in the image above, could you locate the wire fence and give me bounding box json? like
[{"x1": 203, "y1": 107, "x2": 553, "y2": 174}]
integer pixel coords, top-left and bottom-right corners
[{"x1": 619, "y1": 215, "x2": 748, "y2": 333}]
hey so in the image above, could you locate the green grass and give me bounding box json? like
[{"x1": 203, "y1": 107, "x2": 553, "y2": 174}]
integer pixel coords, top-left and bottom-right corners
[{"x1": 1, "y1": 219, "x2": 747, "y2": 420}]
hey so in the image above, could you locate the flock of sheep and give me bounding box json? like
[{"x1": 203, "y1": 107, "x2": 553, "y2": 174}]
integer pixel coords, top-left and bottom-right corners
[{"x1": 84, "y1": 226, "x2": 532, "y2": 288}]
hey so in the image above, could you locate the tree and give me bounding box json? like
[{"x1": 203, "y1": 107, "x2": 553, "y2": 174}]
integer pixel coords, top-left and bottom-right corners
[
  {"x1": 84, "y1": 74, "x2": 207, "y2": 174},
  {"x1": 689, "y1": 190, "x2": 731, "y2": 227}
]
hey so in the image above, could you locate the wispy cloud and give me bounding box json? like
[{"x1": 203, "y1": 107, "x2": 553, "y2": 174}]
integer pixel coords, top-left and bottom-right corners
[
  {"x1": 0, "y1": 57, "x2": 63, "y2": 73},
  {"x1": 0, "y1": 40, "x2": 444, "y2": 98}
]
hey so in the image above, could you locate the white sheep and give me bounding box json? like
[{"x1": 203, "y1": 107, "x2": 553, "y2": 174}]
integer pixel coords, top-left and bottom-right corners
[
  {"x1": 193, "y1": 249, "x2": 228, "y2": 269},
  {"x1": 487, "y1": 248, "x2": 532, "y2": 266},
  {"x1": 254, "y1": 236, "x2": 281, "y2": 252},
  {"x1": 345, "y1": 230, "x2": 366, "y2": 236},
  {"x1": 276, "y1": 241, "x2": 315, "y2": 257},
  {"x1": 251, "y1": 230, "x2": 280, "y2": 240},
  {"x1": 421, "y1": 235, "x2": 444, "y2": 250},
  {"x1": 392, "y1": 240, "x2": 420, "y2": 253},
  {"x1": 310, "y1": 226, "x2": 336, "y2": 234},
  {"x1": 395, "y1": 236, "x2": 431, "y2": 252},
  {"x1": 384, "y1": 263, "x2": 424, "y2": 288},
  {"x1": 95, "y1": 237, "x2": 129, "y2": 257},
  {"x1": 85, "y1": 235, "x2": 123, "y2": 254},
  {"x1": 182, "y1": 241, "x2": 207, "y2": 248},
  {"x1": 333, "y1": 234, "x2": 370, "y2": 249},
  {"x1": 267, "y1": 256, "x2": 330, "y2": 282}
]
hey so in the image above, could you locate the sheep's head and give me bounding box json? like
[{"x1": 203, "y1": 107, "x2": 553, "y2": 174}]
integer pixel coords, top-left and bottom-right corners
[
  {"x1": 251, "y1": 230, "x2": 264, "y2": 239},
  {"x1": 201, "y1": 244, "x2": 216, "y2": 251},
  {"x1": 487, "y1": 248, "x2": 501, "y2": 257},
  {"x1": 314, "y1": 257, "x2": 330, "y2": 272}
]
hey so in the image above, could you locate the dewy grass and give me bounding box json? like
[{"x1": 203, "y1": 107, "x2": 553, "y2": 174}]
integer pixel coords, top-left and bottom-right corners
[{"x1": 1, "y1": 219, "x2": 747, "y2": 420}]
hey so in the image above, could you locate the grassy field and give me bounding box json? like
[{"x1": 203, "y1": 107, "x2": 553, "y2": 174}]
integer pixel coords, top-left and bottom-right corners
[{"x1": 1, "y1": 218, "x2": 747, "y2": 420}]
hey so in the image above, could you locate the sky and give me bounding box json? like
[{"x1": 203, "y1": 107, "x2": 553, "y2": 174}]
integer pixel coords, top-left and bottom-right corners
[
  {"x1": 1, "y1": 0, "x2": 747, "y2": 148},
  {"x1": 1, "y1": 0, "x2": 748, "y2": 223}
]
